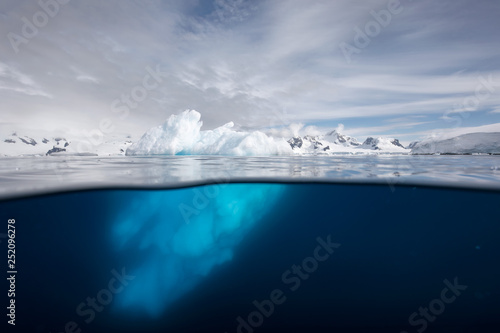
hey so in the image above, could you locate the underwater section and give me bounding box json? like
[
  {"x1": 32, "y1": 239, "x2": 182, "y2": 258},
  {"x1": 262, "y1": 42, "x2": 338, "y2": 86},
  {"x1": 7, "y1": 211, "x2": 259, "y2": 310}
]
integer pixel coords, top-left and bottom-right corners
[
  {"x1": 109, "y1": 183, "x2": 285, "y2": 316},
  {"x1": 1, "y1": 183, "x2": 500, "y2": 333}
]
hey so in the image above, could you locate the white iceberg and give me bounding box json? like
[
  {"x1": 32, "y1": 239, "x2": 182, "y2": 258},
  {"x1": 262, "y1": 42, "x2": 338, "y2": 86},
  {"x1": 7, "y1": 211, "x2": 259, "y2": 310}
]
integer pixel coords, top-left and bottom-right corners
[{"x1": 126, "y1": 110, "x2": 292, "y2": 156}]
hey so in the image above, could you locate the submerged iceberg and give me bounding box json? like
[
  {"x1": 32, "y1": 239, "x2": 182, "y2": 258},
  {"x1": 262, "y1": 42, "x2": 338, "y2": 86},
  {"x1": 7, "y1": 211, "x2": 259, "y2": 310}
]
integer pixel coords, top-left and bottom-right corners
[
  {"x1": 126, "y1": 110, "x2": 292, "y2": 156},
  {"x1": 111, "y1": 183, "x2": 285, "y2": 316}
]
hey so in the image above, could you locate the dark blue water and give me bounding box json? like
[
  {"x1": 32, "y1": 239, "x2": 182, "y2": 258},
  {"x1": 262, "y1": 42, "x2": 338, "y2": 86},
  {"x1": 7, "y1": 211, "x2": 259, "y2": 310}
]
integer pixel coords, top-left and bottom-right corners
[{"x1": 1, "y1": 183, "x2": 500, "y2": 333}]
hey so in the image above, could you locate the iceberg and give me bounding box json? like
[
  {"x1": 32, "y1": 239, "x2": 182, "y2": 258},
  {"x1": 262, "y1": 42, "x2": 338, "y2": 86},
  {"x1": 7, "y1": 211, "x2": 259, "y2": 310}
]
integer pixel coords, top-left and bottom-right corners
[
  {"x1": 126, "y1": 110, "x2": 292, "y2": 156},
  {"x1": 111, "y1": 183, "x2": 285, "y2": 316},
  {"x1": 1, "y1": 110, "x2": 410, "y2": 156}
]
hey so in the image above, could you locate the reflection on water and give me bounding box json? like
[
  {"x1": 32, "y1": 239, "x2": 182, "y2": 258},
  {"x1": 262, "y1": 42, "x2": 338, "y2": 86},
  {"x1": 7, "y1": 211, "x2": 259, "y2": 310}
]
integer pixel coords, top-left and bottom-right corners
[{"x1": 0, "y1": 155, "x2": 499, "y2": 199}]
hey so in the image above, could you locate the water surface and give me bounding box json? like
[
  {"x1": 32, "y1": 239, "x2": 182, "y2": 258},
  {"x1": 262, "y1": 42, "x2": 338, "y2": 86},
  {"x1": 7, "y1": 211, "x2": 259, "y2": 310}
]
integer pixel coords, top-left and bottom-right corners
[{"x1": 1, "y1": 155, "x2": 500, "y2": 199}]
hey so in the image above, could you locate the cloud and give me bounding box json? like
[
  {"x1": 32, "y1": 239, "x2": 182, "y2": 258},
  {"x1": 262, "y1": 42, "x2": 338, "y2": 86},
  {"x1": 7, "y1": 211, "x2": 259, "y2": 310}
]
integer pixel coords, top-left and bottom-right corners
[
  {"x1": 343, "y1": 121, "x2": 432, "y2": 138},
  {"x1": 0, "y1": 62, "x2": 52, "y2": 97},
  {"x1": 0, "y1": 0, "x2": 499, "y2": 141},
  {"x1": 76, "y1": 75, "x2": 100, "y2": 84},
  {"x1": 412, "y1": 122, "x2": 500, "y2": 141}
]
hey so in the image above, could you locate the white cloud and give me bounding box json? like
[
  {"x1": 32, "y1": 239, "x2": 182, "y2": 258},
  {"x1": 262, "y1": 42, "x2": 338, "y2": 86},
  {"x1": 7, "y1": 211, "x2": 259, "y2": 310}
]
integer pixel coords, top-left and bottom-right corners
[
  {"x1": 76, "y1": 75, "x2": 100, "y2": 84},
  {"x1": 0, "y1": 0, "x2": 499, "y2": 141},
  {"x1": 0, "y1": 62, "x2": 52, "y2": 98},
  {"x1": 412, "y1": 122, "x2": 500, "y2": 141},
  {"x1": 343, "y1": 122, "x2": 431, "y2": 138}
]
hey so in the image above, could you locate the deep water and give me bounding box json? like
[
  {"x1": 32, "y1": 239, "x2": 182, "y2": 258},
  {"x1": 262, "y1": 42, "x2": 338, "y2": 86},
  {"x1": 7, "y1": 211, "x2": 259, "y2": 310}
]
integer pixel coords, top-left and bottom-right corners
[{"x1": 1, "y1": 183, "x2": 500, "y2": 333}]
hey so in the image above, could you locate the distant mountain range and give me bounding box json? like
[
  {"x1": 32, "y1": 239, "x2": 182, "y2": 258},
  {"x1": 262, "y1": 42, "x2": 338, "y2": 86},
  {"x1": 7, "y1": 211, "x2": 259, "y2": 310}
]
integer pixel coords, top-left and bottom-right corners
[
  {"x1": 410, "y1": 132, "x2": 500, "y2": 154},
  {"x1": 1, "y1": 126, "x2": 499, "y2": 156},
  {"x1": 0, "y1": 131, "x2": 132, "y2": 157},
  {"x1": 286, "y1": 130, "x2": 407, "y2": 154}
]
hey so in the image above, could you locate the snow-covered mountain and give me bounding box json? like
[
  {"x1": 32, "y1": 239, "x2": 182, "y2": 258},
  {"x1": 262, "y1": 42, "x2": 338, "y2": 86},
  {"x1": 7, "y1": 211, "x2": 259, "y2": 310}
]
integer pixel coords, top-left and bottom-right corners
[
  {"x1": 359, "y1": 137, "x2": 405, "y2": 151},
  {"x1": 407, "y1": 141, "x2": 419, "y2": 149},
  {"x1": 410, "y1": 132, "x2": 500, "y2": 154},
  {"x1": 123, "y1": 110, "x2": 412, "y2": 156},
  {"x1": 286, "y1": 133, "x2": 407, "y2": 154},
  {"x1": 11, "y1": 111, "x2": 500, "y2": 157},
  {"x1": 0, "y1": 132, "x2": 70, "y2": 156},
  {"x1": 324, "y1": 130, "x2": 361, "y2": 147},
  {"x1": 1, "y1": 110, "x2": 410, "y2": 156},
  {"x1": 0, "y1": 131, "x2": 134, "y2": 157}
]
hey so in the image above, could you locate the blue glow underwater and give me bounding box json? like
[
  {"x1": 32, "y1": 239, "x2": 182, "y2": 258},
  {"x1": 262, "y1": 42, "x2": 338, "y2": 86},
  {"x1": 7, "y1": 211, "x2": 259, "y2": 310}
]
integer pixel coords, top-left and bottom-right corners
[
  {"x1": 2, "y1": 183, "x2": 500, "y2": 333},
  {"x1": 110, "y1": 183, "x2": 285, "y2": 316}
]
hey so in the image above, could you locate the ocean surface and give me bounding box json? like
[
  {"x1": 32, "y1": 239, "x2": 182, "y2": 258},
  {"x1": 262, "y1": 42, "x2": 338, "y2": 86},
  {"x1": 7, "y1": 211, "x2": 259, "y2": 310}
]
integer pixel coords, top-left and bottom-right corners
[
  {"x1": 1, "y1": 155, "x2": 500, "y2": 333},
  {"x1": 1, "y1": 155, "x2": 500, "y2": 199}
]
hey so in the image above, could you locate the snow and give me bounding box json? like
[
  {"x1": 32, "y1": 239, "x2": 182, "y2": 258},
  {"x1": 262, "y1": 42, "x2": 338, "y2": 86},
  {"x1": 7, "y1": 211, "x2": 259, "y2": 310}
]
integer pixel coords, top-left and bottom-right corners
[
  {"x1": 18, "y1": 110, "x2": 500, "y2": 157},
  {"x1": 324, "y1": 129, "x2": 360, "y2": 147},
  {"x1": 411, "y1": 132, "x2": 500, "y2": 154},
  {"x1": 359, "y1": 137, "x2": 407, "y2": 152},
  {"x1": 287, "y1": 134, "x2": 407, "y2": 155},
  {"x1": 126, "y1": 110, "x2": 291, "y2": 156},
  {"x1": 0, "y1": 132, "x2": 69, "y2": 156},
  {"x1": 0, "y1": 110, "x2": 410, "y2": 157},
  {"x1": 126, "y1": 110, "x2": 410, "y2": 156},
  {"x1": 0, "y1": 130, "x2": 134, "y2": 157}
]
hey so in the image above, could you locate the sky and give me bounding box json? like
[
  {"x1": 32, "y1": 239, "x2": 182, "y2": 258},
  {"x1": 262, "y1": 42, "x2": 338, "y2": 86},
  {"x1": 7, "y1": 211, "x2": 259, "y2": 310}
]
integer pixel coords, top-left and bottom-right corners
[{"x1": 1, "y1": 0, "x2": 500, "y2": 143}]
